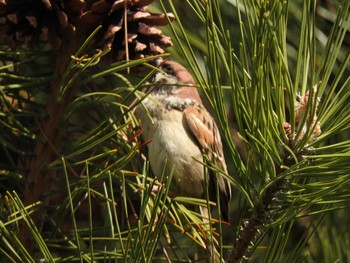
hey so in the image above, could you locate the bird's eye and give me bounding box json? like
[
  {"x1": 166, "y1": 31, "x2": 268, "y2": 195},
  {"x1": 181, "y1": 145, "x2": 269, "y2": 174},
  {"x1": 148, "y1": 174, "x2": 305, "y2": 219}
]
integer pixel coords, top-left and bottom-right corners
[{"x1": 162, "y1": 65, "x2": 174, "y2": 76}]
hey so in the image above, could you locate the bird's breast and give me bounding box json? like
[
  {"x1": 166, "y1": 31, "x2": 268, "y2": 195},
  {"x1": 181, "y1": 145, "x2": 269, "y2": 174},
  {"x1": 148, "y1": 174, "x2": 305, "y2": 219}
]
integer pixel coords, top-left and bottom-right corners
[{"x1": 135, "y1": 98, "x2": 205, "y2": 197}]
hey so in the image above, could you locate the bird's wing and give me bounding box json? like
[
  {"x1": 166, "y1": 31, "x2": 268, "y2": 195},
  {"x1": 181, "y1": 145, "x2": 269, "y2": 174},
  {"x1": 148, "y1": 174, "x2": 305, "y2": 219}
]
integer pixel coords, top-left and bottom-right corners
[{"x1": 183, "y1": 104, "x2": 231, "y2": 221}]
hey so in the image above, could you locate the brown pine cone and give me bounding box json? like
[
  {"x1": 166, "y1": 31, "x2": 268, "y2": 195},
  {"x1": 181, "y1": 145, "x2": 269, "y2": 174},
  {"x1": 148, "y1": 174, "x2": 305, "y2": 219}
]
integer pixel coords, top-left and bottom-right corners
[{"x1": 0, "y1": 0, "x2": 174, "y2": 62}]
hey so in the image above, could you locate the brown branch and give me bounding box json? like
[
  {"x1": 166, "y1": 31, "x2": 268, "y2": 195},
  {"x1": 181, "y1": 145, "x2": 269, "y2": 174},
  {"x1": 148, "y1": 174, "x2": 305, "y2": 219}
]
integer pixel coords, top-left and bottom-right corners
[
  {"x1": 21, "y1": 31, "x2": 86, "y2": 254},
  {"x1": 228, "y1": 171, "x2": 289, "y2": 262},
  {"x1": 228, "y1": 218, "x2": 261, "y2": 262}
]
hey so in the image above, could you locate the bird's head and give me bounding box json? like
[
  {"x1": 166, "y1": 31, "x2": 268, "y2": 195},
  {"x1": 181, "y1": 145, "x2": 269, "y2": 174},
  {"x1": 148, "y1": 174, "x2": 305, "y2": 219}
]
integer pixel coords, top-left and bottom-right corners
[{"x1": 149, "y1": 59, "x2": 201, "y2": 103}]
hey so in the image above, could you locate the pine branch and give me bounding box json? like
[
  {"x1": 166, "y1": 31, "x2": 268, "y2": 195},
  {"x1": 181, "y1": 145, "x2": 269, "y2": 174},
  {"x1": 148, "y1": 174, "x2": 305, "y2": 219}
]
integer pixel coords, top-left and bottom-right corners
[
  {"x1": 229, "y1": 172, "x2": 290, "y2": 262},
  {"x1": 21, "y1": 29, "x2": 88, "y2": 253}
]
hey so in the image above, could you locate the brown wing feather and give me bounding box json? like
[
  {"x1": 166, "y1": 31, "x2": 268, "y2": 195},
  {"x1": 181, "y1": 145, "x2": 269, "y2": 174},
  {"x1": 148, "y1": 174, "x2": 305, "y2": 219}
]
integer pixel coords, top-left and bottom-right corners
[{"x1": 183, "y1": 104, "x2": 232, "y2": 221}]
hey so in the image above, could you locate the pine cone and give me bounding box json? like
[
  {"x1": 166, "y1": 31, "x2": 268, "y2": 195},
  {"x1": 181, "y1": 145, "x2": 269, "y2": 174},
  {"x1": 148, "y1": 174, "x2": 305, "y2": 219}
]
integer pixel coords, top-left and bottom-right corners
[
  {"x1": 0, "y1": 0, "x2": 174, "y2": 62},
  {"x1": 81, "y1": 0, "x2": 174, "y2": 61},
  {"x1": 0, "y1": 0, "x2": 82, "y2": 48}
]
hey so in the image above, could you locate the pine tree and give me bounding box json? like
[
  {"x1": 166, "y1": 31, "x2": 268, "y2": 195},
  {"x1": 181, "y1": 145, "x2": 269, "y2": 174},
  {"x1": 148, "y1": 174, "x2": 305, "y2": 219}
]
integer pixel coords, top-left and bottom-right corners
[{"x1": 1, "y1": 0, "x2": 350, "y2": 262}]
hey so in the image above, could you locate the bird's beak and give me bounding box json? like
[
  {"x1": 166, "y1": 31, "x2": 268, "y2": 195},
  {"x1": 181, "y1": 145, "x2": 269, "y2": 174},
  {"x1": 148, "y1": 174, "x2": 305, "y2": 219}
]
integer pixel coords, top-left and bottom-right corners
[
  {"x1": 150, "y1": 57, "x2": 164, "y2": 68},
  {"x1": 149, "y1": 58, "x2": 167, "y2": 83}
]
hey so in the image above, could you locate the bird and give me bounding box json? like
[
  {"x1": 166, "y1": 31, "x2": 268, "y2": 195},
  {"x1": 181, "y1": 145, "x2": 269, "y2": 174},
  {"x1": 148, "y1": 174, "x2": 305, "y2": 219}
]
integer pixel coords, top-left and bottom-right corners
[{"x1": 134, "y1": 59, "x2": 232, "y2": 222}]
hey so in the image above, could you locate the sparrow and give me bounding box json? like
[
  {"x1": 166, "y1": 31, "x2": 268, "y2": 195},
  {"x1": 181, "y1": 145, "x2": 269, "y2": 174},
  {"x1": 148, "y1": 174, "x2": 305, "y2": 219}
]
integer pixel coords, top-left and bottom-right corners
[{"x1": 135, "y1": 60, "x2": 232, "y2": 222}]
